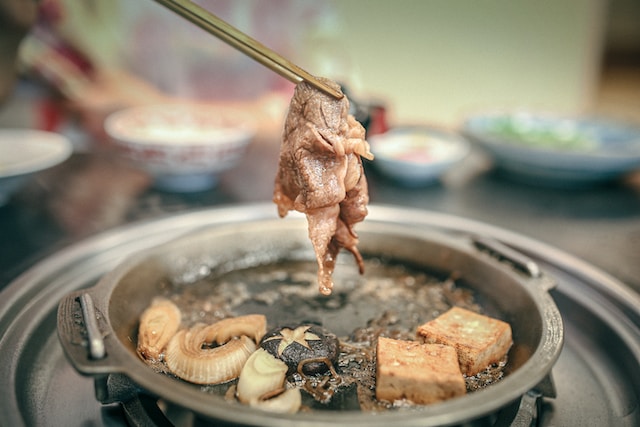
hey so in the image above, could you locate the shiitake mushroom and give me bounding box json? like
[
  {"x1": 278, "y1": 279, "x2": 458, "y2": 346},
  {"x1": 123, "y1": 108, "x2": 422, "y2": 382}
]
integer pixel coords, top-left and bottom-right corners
[{"x1": 260, "y1": 323, "x2": 339, "y2": 375}]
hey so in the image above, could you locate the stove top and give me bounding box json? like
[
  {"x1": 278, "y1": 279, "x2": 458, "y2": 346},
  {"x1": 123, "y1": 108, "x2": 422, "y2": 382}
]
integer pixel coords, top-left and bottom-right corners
[{"x1": 1, "y1": 205, "x2": 638, "y2": 426}]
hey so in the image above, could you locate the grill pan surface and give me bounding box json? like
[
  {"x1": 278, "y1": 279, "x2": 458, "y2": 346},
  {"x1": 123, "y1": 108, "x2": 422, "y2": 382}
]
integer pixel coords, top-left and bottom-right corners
[
  {"x1": 57, "y1": 213, "x2": 563, "y2": 427},
  {"x1": 1, "y1": 204, "x2": 638, "y2": 427}
]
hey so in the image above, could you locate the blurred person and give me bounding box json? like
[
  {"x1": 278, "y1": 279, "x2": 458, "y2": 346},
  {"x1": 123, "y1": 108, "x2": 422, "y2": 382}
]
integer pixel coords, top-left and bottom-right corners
[
  {"x1": 15, "y1": 0, "x2": 336, "y2": 140},
  {"x1": 0, "y1": 0, "x2": 39, "y2": 104},
  {"x1": 18, "y1": 0, "x2": 169, "y2": 140}
]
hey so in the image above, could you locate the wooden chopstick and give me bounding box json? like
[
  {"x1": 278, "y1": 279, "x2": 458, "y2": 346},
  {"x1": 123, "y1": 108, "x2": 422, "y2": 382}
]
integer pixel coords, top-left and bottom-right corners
[{"x1": 152, "y1": 0, "x2": 344, "y2": 99}]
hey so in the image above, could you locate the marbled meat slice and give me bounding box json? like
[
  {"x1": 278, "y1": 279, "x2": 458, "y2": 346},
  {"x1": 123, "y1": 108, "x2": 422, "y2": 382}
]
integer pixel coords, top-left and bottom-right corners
[{"x1": 273, "y1": 78, "x2": 374, "y2": 296}]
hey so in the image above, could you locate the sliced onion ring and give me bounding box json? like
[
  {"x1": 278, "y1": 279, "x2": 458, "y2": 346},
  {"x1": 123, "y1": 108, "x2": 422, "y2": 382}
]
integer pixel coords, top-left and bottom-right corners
[
  {"x1": 251, "y1": 388, "x2": 301, "y2": 414},
  {"x1": 237, "y1": 348, "x2": 302, "y2": 413},
  {"x1": 137, "y1": 298, "x2": 182, "y2": 361},
  {"x1": 202, "y1": 314, "x2": 266, "y2": 344},
  {"x1": 236, "y1": 348, "x2": 288, "y2": 403},
  {"x1": 164, "y1": 314, "x2": 266, "y2": 385}
]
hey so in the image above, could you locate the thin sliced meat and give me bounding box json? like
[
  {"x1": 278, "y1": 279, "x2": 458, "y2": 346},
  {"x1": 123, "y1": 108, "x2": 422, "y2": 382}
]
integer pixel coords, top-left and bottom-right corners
[{"x1": 273, "y1": 78, "x2": 373, "y2": 295}]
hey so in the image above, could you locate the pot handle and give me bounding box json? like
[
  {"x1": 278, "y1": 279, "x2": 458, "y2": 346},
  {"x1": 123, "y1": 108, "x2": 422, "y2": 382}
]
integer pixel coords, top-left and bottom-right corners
[
  {"x1": 472, "y1": 236, "x2": 541, "y2": 278},
  {"x1": 475, "y1": 234, "x2": 555, "y2": 277},
  {"x1": 57, "y1": 289, "x2": 122, "y2": 374},
  {"x1": 472, "y1": 236, "x2": 557, "y2": 292},
  {"x1": 59, "y1": 293, "x2": 163, "y2": 408}
]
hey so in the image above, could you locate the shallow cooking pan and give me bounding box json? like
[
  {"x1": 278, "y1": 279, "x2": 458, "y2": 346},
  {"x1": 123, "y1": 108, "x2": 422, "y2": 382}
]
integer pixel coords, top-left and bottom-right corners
[{"x1": 57, "y1": 216, "x2": 563, "y2": 426}]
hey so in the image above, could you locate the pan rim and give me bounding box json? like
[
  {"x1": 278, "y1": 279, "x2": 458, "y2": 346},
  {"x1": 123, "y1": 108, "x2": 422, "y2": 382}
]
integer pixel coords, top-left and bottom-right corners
[{"x1": 58, "y1": 213, "x2": 563, "y2": 426}]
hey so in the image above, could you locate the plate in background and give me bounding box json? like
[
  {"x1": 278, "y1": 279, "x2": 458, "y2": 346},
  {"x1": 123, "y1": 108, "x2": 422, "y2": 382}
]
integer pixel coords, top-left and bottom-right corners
[
  {"x1": 462, "y1": 112, "x2": 640, "y2": 186},
  {"x1": 0, "y1": 129, "x2": 72, "y2": 205}
]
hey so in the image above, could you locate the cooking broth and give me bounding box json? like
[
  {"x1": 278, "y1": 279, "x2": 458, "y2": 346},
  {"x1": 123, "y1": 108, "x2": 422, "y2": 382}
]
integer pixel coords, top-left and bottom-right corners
[{"x1": 142, "y1": 257, "x2": 508, "y2": 411}]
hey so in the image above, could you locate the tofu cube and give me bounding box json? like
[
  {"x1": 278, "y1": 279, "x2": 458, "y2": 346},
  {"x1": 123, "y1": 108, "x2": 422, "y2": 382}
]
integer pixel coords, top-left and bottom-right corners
[
  {"x1": 417, "y1": 306, "x2": 513, "y2": 376},
  {"x1": 375, "y1": 336, "x2": 466, "y2": 405}
]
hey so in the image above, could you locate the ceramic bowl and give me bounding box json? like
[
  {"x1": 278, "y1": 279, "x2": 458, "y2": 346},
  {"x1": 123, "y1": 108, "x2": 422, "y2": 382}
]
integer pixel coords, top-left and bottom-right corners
[
  {"x1": 368, "y1": 127, "x2": 470, "y2": 186},
  {"x1": 105, "y1": 104, "x2": 256, "y2": 192},
  {"x1": 0, "y1": 129, "x2": 72, "y2": 206},
  {"x1": 461, "y1": 112, "x2": 640, "y2": 186}
]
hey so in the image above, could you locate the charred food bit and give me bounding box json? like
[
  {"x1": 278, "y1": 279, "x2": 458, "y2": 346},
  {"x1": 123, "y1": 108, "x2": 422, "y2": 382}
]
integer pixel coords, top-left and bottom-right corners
[
  {"x1": 375, "y1": 337, "x2": 466, "y2": 405},
  {"x1": 416, "y1": 307, "x2": 513, "y2": 376},
  {"x1": 273, "y1": 78, "x2": 374, "y2": 296},
  {"x1": 164, "y1": 314, "x2": 266, "y2": 385},
  {"x1": 260, "y1": 323, "x2": 339, "y2": 376},
  {"x1": 137, "y1": 298, "x2": 182, "y2": 361}
]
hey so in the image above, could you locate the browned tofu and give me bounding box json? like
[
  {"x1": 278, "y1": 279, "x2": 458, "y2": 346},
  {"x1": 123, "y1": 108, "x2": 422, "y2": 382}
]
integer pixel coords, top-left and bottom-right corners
[
  {"x1": 375, "y1": 336, "x2": 466, "y2": 405},
  {"x1": 416, "y1": 306, "x2": 513, "y2": 376}
]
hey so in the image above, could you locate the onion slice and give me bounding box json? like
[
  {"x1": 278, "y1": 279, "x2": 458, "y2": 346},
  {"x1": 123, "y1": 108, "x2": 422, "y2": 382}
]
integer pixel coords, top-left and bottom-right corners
[
  {"x1": 251, "y1": 388, "x2": 301, "y2": 414},
  {"x1": 137, "y1": 298, "x2": 182, "y2": 361},
  {"x1": 237, "y1": 348, "x2": 301, "y2": 413},
  {"x1": 165, "y1": 325, "x2": 256, "y2": 385},
  {"x1": 236, "y1": 348, "x2": 288, "y2": 403},
  {"x1": 163, "y1": 314, "x2": 266, "y2": 385},
  {"x1": 202, "y1": 314, "x2": 267, "y2": 344}
]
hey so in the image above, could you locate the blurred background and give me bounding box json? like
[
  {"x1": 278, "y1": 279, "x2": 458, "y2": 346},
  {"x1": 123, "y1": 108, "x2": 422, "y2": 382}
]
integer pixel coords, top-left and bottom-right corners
[
  {"x1": 1, "y1": 0, "x2": 638, "y2": 131},
  {"x1": 0, "y1": 0, "x2": 639, "y2": 294}
]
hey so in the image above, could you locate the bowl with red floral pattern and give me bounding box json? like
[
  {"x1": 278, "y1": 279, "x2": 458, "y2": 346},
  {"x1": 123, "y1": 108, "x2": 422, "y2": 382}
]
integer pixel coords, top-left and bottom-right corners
[{"x1": 105, "y1": 103, "x2": 255, "y2": 192}]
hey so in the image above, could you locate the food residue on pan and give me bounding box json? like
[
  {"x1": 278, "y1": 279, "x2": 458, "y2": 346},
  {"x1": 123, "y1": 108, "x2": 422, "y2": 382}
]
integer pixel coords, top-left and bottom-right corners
[
  {"x1": 273, "y1": 78, "x2": 374, "y2": 296},
  {"x1": 135, "y1": 259, "x2": 512, "y2": 413}
]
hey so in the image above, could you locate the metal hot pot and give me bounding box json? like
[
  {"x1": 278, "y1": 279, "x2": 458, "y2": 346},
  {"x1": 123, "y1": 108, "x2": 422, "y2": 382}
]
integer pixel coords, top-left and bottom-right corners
[{"x1": 57, "y1": 211, "x2": 563, "y2": 427}]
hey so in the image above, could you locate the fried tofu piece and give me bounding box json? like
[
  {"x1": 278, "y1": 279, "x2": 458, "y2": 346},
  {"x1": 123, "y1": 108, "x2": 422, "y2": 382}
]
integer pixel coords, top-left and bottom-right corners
[
  {"x1": 416, "y1": 307, "x2": 513, "y2": 376},
  {"x1": 375, "y1": 337, "x2": 466, "y2": 405}
]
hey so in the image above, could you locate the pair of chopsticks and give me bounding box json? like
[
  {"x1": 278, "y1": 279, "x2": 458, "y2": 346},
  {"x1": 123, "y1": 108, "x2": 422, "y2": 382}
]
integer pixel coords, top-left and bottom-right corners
[{"x1": 152, "y1": 0, "x2": 343, "y2": 99}]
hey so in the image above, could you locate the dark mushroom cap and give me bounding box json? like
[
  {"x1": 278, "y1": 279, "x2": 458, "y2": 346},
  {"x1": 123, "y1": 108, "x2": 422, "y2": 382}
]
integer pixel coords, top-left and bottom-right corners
[{"x1": 260, "y1": 323, "x2": 339, "y2": 375}]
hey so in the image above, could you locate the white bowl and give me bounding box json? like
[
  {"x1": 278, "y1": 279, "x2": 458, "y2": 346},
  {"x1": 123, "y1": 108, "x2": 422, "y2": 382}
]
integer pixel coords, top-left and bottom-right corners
[
  {"x1": 369, "y1": 127, "x2": 470, "y2": 185},
  {"x1": 105, "y1": 104, "x2": 256, "y2": 192},
  {"x1": 0, "y1": 129, "x2": 72, "y2": 206},
  {"x1": 462, "y1": 112, "x2": 640, "y2": 186}
]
